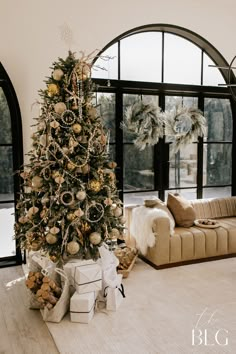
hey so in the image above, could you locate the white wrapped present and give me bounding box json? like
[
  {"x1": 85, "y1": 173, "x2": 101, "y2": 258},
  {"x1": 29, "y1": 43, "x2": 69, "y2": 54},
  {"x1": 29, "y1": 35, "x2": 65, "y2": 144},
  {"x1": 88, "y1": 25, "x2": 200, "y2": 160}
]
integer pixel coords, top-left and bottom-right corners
[
  {"x1": 63, "y1": 260, "x2": 102, "y2": 294},
  {"x1": 63, "y1": 259, "x2": 95, "y2": 294},
  {"x1": 104, "y1": 277, "x2": 125, "y2": 311},
  {"x1": 70, "y1": 291, "x2": 96, "y2": 323}
]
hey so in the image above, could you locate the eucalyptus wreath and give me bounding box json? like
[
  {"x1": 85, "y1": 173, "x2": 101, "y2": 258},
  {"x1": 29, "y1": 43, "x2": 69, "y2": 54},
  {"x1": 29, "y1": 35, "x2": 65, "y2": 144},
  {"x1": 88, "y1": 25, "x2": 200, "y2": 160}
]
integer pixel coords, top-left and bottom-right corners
[
  {"x1": 164, "y1": 106, "x2": 207, "y2": 152},
  {"x1": 121, "y1": 100, "x2": 164, "y2": 150}
]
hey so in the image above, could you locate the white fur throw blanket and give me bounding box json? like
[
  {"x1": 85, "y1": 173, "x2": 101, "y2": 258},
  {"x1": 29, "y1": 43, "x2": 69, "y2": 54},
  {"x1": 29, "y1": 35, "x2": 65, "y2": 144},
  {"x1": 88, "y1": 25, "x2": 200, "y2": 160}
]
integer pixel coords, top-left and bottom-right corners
[{"x1": 130, "y1": 206, "x2": 174, "y2": 255}]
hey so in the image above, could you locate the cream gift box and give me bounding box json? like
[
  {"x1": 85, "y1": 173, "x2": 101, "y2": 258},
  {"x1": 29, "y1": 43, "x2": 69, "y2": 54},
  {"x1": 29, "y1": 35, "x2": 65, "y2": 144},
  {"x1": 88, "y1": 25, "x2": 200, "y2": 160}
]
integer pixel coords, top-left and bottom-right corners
[
  {"x1": 74, "y1": 262, "x2": 102, "y2": 294},
  {"x1": 63, "y1": 259, "x2": 95, "y2": 295},
  {"x1": 70, "y1": 291, "x2": 96, "y2": 323}
]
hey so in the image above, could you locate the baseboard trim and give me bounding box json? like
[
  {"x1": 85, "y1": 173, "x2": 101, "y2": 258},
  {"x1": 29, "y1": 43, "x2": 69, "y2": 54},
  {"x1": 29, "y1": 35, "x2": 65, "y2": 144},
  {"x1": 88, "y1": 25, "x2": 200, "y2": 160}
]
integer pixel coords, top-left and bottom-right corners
[{"x1": 139, "y1": 253, "x2": 236, "y2": 270}]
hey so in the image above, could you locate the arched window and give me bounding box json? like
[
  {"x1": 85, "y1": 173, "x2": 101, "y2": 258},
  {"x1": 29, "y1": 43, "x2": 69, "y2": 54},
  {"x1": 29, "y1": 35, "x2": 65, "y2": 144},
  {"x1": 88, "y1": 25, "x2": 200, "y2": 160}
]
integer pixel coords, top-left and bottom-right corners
[
  {"x1": 92, "y1": 24, "x2": 235, "y2": 205},
  {"x1": 0, "y1": 63, "x2": 23, "y2": 267}
]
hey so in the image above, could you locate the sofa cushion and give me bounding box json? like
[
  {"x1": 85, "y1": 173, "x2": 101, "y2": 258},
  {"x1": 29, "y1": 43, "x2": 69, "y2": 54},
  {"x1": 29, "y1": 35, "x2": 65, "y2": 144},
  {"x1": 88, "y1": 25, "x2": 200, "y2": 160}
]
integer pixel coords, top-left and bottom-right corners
[
  {"x1": 144, "y1": 197, "x2": 175, "y2": 233},
  {"x1": 167, "y1": 193, "x2": 196, "y2": 227}
]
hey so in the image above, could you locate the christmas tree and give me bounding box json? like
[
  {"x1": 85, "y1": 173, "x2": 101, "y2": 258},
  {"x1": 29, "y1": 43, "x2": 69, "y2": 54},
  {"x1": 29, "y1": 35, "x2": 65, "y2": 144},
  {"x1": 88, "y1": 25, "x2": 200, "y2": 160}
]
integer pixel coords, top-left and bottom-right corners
[{"x1": 15, "y1": 51, "x2": 125, "y2": 262}]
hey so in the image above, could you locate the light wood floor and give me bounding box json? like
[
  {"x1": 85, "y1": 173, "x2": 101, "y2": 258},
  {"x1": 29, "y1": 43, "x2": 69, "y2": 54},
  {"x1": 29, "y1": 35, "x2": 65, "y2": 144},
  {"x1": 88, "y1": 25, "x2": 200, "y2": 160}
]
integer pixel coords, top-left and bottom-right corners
[{"x1": 0, "y1": 265, "x2": 59, "y2": 354}]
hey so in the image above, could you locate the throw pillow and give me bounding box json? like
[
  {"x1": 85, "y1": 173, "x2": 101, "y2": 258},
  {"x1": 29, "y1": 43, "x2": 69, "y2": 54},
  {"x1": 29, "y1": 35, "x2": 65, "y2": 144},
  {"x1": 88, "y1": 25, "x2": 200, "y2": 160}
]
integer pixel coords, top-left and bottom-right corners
[
  {"x1": 167, "y1": 193, "x2": 196, "y2": 227},
  {"x1": 144, "y1": 197, "x2": 175, "y2": 235}
]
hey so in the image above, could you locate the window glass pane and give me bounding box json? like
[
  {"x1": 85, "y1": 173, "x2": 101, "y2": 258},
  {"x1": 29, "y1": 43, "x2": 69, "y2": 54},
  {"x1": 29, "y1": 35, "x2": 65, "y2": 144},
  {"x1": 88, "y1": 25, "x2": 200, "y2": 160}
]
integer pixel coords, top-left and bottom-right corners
[
  {"x1": 203, "y1": 186, "x2": 231, "y2": 199},
  {"x1": 124, "y1": 191, "x2": 159, "y2": 206},
  {"x1": 97, "y1": 93, "x2": 116, "y2": 143},
  {"x1": 165, "y1": 189, "x2": 196, "y2": 201},
  {"x1": 0, "y1": 203, "x2": 15, "y2": 257},
  {"x1": 203, "y1": 53, "x2": 226, "y2": 86},
  {"x1": 0, "y1": 146, "x2": 14, "y2": 201},
  {"x1": 124, "y1": 145, "x2": 154, "y2": 191},
  {"x1": 0, "y1": 88, "x2": 12, "y2": 144},
  {"x1": 164, "y1": 33, "x2": 201, "y2": 85},
  {"x1": 120, "y1": 32, "x2": 162, "y2": 82},
  {"x1": 203, "y1": 143, "x2": 232, "y2": 186},
  {"x1": 169, "y1": 144, "x2": 197, "y2": 188},
  {"x1": 204, "y1": 98, "x2": 232, "y2": 141},
  {"x1": 91, "y1": 43, "x2": 118, "y2": 80}
]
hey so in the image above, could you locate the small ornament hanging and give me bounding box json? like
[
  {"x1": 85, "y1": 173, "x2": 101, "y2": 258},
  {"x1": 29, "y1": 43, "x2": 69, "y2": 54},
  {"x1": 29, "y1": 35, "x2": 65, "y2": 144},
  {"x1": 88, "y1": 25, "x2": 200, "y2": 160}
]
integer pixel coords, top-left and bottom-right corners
[
  {"x1": 85, "y1": 202, "x2": 104, "y2": 223},
  {"x1": 50, "y1": 226, "x2": 60, "y2": 234},
  {"x1": 72, "y1": 123, "x2": 82, "y2": 134},
  {"x1": 52, "y1": 68, "x2": 64, "y2": 81},
  {"x1": 48, "y1": 83, "x2": 59, "y2": 97},
  {"x1": 54, "y1": 102, "x2": 67, "y2": 114},
  {"x1": 76, "y1": 190, "x2": 86, "y2": 201},
  {"x1": 67, "y1": 241, "x2": 80, "y2": 255},
  {"x1": 31, "y1": 175, "x2": 43, "y2": 189},
  {"x1": 113, "y1": 207, "x2": 123, "y2": 217},
  {"x1": 50, "y1": 120, "x2": 60, "y2": 129},
  {"x1": 46, "y1": 233, "x2": 58, "y2": 244},
  {"x1": 61, "y1": 110, "x2": 76, "y2": 126},
  {"x1": 88, "y1": 179, "x2": 101, "y2": 193},
  {"x1": 89, "y1": 232, "x2": 102, "y2": 245},
  {"x1": 60, "y1": 191, "x2": 75, "y2": 206}
]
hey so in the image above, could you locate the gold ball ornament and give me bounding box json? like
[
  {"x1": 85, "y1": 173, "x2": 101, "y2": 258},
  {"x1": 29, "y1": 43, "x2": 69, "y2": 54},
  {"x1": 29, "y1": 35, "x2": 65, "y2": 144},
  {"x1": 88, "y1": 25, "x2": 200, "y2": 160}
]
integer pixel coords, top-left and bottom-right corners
[
  {"x1": 52, "y1": 68, "x2": 64, "y2": 81},
  {"x1": 67, "y1": 162, "x2": 76, "y2": 171},
  {"x1": 66, "y1": 212, "x2": 76, "y2": 221},
  {"x1": 46, "y1": 233, "x2": 58, "y2": 244},
  {"x1": 88, "y1": 179, "x2": 101, "y2": 192},
  {"x1": 76, "y1": 190, "x2": 86, "y2": 201},
  {"x1": 72, "y1": 123, "x2": 82, "y2": 134},
  {"x1": 54, "y1": 102, "x2": 67, "y2": 114},
  {"x1": 67, "y1": 241, "x2": 80, "y2": 255},
  {"x1": 89, "y1": 232, "x2": 102, "y2": 245},
  {"x1": 47, "y1": 83, "x2": 59, "y2": 97},
  {"x1": 113, "y1": 207, "x2": 123, "y2": 217},
  {"x1": 32, "y1": 176, "x2": 43, "y2": 189}
]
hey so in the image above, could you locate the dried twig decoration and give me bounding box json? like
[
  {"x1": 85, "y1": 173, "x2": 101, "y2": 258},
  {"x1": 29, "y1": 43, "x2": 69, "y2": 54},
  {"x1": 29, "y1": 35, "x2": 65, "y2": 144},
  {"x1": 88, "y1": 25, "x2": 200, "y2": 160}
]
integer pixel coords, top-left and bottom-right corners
[
  {"x1": 164, "y1": 106, "x2": 207, "y2": 152},
  {"x1": 121, "y1": 101, "x2": 164, "y2": 150}
]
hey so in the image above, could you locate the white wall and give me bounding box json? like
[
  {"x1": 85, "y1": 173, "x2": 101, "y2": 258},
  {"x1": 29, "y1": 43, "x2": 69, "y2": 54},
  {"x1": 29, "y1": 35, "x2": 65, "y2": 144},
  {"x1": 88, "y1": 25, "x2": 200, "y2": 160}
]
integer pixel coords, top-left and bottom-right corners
[{"x1": 1, "y1": 0, "x2": 236, "y2": 156}]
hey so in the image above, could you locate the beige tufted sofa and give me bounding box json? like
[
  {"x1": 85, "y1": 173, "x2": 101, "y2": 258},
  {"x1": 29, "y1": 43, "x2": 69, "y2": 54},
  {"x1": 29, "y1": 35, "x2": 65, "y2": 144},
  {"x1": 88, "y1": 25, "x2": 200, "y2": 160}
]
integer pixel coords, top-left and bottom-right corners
[{"x1": 125, "y1": 197, "x2": 236, "y2": 268}]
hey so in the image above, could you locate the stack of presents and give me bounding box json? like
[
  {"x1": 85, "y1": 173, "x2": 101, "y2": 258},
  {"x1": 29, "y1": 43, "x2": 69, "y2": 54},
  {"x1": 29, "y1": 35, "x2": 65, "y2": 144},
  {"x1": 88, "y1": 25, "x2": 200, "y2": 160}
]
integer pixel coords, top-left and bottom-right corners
[{"x1": 27, "y1": 244, "x2": 125, "y2": 323}]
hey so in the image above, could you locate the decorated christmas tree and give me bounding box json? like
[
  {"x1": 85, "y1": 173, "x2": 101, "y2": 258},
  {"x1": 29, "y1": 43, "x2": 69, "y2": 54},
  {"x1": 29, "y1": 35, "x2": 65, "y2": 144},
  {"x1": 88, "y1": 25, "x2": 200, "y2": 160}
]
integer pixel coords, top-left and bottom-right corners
[{"x1": 15, "y1": 51, "x2": 125, "y2": 263}]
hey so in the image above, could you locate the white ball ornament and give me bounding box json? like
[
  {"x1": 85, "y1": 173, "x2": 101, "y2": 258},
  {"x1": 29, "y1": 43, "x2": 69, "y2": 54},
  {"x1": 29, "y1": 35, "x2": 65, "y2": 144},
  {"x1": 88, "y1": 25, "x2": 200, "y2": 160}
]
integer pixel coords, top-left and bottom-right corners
[
  {"x1": 67, "y1": 241, "x2": 80, "y2": 255},
  {"x1": 76, "y1": 191, "x2": 86, "y2": 201},
  {"x1": 54, "y1": 102, "x2": 67, "y2": 114},
  {"x1": 46, "y1": 233, "x2": 58, "y2": 244},
  {"x1": 89, "y1": 232, "x2": 102, "y2": 245},
  {"x1": 119, "y1": 216, "x2": 126, "y2": 224},
  {"x1": 113, "y1": 207, "x2": 122, "y2": 217},
  {"x1": 110, "y1": 228, "x2": 120, "y2": 238},
  {"x1": 52, "y1": 68, "x2": 64, "y2": 81}
]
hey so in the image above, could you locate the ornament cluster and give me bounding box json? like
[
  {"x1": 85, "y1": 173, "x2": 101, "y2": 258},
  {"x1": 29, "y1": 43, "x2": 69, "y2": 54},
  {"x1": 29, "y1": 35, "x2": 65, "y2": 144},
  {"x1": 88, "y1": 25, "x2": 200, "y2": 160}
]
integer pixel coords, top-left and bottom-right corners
[{"x1": 15, "y1": 51, "x2": 125, "y2": 261}]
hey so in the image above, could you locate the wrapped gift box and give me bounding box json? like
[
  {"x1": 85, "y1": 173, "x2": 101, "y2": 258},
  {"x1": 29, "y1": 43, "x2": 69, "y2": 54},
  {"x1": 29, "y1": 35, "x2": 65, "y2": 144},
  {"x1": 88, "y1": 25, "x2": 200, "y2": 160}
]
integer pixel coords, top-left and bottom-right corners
[
  {"x1": 74, "y1": 263, "x2": 102, "y2": 294},
  {"x1": 63, "y1": 259, "x2": 96, "y2": 294},
  {"x1": 63, "y1": 260, "x2": 102, "y2": 294},
  {"x1": 70, "y1": 291, "x2": 96, "y2": 323}
]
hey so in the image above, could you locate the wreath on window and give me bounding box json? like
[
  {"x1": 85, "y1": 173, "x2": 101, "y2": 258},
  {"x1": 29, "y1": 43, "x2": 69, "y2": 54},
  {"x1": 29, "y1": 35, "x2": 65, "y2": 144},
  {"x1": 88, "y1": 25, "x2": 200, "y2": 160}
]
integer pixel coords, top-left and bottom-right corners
[
  {"x1": 121, "y1": 100, "x2": 164, "y2": 150},
  {"x1": 164, "y1": 106, "x2": 207, "y2": 152}
]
